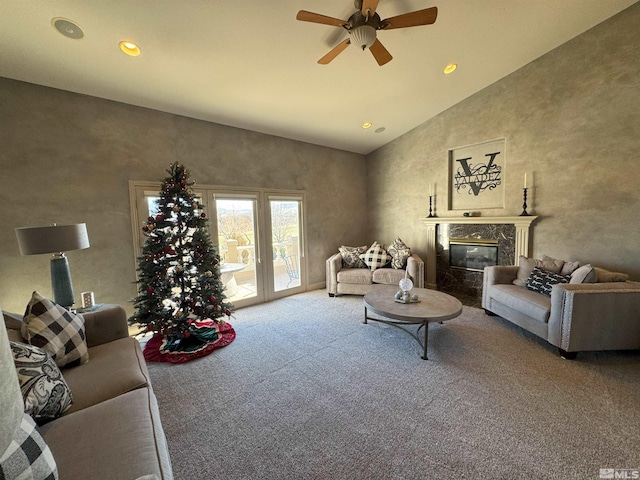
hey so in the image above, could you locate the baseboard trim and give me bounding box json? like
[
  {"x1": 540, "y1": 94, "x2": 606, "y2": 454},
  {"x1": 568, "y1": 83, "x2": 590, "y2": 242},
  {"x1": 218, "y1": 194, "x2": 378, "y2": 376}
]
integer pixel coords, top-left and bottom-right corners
[{"x1": 308, "y1": 281, "x2": 325, "y2": 291}]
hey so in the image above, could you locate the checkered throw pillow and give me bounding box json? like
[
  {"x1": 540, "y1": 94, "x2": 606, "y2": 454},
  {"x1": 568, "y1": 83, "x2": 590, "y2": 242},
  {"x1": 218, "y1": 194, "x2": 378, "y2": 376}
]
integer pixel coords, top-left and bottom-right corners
[
  {"x1": 22, "y1": 291, "x2": 89, "y2": 368},
  {"x1": 0, "y1": 413, "x2": 58, "y2": 480},
  {"x1": 11, "y1": 341, "x2": 73, "y2": 424},
  {"x1": 359, "y1": 242, "x2": 391, "y2": 271}
]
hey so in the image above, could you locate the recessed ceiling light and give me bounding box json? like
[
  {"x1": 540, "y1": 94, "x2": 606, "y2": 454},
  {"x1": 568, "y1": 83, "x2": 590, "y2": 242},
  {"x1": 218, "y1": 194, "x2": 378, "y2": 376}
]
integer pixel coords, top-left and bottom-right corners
[
  {"x1": 362, "y1": 122, "x2": 372, "y2": 129},
  {"x1": 375, "y1": 127, "x2": 386, "y2": 133},
  {"x1": 119, "y1": 41, "x2": 141, "y2": 57},
  {"x1": 51, "y1": 18, "x2": 84, "y2": 40},
  {"x1": 443, "y1": 63, "x2": 457, "y2": 74}
]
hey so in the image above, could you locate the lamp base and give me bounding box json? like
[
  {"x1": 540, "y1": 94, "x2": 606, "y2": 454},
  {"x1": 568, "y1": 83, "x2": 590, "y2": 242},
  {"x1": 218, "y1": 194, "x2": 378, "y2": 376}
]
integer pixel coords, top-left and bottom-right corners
[{"x1": 51, "y1": 254, "x2": 75, "y2": 308}]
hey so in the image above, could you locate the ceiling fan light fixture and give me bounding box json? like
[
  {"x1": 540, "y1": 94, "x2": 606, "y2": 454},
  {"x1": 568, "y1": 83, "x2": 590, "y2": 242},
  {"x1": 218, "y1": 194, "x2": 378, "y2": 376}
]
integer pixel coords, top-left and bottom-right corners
[
  {"x1": 350, "y1": 25, "x2": 376, "y2": 50},
  {"x1": 119, "y1": 41, "x2": 141, "y2": 57}
]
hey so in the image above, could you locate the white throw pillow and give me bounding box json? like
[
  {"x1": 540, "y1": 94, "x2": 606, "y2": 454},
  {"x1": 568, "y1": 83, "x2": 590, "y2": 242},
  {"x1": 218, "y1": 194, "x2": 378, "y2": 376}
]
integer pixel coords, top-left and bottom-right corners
[{"x1": 569, "y1": 264, "x2": 596, "y2": 284}]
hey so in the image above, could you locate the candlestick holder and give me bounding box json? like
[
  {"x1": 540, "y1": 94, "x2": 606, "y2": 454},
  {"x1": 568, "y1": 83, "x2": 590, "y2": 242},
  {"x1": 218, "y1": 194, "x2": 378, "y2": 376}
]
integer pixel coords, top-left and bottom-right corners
[
  {"x1": 427, "y1": 195, "x2": 436, "y2": 218},
  {"x1": 519, "y1": 188, "x2": 530, "y2": 216}
]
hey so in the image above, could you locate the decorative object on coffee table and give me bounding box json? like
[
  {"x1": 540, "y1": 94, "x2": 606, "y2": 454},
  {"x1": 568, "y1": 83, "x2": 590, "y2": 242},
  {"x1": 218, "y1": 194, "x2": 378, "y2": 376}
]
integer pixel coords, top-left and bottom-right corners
[{"x1": 395, "y1": 271, "x2": 418, "y2": 303}]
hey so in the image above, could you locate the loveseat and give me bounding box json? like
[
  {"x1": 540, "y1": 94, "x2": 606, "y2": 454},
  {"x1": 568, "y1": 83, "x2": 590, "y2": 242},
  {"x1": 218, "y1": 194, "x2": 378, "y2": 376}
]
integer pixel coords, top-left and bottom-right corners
[
  {"x1": 326, "y1": 240, "x2": 424, "y2": 296},
  {"x1": 482, "y1": 258, "x2": 640, "y2": 359},
  {"x1": 1, "y1": 301, "x2": 173, "y2": 479}
]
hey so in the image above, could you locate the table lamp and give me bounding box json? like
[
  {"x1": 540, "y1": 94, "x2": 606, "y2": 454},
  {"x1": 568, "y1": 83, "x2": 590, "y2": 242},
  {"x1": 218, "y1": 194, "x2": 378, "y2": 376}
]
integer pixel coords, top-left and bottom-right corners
[{"x1": 15, "y1": 223, "x2": 90, "y2": 308}]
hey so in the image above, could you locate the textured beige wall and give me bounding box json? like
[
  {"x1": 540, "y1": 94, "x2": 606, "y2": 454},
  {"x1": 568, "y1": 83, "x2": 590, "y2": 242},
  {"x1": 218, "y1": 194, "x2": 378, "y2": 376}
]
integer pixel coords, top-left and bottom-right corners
[
  {"x1": 0, "y1": 78, "x2": 367, "y2": 314},
  {"x1": 367, "y1": 3, "x2": 640, "y2": 281}
]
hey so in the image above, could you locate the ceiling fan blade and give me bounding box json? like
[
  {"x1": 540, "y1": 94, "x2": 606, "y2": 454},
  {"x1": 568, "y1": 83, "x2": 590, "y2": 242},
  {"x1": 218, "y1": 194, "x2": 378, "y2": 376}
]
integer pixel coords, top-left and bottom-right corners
[
  {"x1": 318, "y1": 39, "x2": 351, "y2": 65},
  {"x1": 381, "y1": 7, "x2": 438, "y2": 30},
  {"x1": 369, "y1": 38, "x2": 392, "y2": 66},
  {"x1": 296, "y1": 10, "x2": 348, "y2": 28},
  {"x1": 361, "y1": 0, "x2": 380, "y2": 17}
]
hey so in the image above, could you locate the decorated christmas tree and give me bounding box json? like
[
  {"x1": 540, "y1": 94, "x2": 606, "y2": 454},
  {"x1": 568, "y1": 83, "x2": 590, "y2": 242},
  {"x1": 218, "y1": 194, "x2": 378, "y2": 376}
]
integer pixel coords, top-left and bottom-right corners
[{"x1": 129, "y1": 162, "x2": 235, "y2": 363}]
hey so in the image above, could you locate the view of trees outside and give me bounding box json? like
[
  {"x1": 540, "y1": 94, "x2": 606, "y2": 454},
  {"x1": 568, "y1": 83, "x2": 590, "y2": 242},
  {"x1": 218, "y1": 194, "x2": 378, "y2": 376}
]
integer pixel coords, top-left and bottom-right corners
[
  {"x1": 270, "y1": 201, "x2": 299, "y2": 260},
  {"x1": 215, "y1": 199, "x2": 299, "y2": 264},
  {"x1": 216, "y1": 200, "x2": 255, "y2": 264}
]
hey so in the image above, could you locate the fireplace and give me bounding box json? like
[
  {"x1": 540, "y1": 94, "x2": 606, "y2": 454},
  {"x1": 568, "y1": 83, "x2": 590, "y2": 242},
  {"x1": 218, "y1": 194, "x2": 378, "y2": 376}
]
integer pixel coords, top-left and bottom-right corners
[
  {"x1": 449, "y1": 238, "x2": 498, "y2": 272},
  {"x1": 420, "y1": 216, "x2": 539, "y2": 291}
]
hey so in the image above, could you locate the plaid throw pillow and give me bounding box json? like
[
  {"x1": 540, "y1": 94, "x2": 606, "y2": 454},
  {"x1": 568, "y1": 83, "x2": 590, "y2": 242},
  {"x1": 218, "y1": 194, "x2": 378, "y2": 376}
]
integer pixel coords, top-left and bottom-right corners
[
  {"x1": 11, "y1": 341, "x2": 73, "y2": 424},
  {"x1": 359, "y1": 242, "x2": 391, "y2": 271},
  {"x1": 22, "y1": 291, "x2": 89, "y2": 368},
  {"x1": 386, "y1": 238, "x2": 411, "y2": 269},
  {"x1": 0, "y1": 413, "x2": 58, "y2": 480}
]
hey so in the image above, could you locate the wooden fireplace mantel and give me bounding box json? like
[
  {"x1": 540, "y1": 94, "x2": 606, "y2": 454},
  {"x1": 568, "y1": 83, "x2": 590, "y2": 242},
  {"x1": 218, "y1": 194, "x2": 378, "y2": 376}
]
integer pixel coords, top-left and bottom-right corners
[{"x1": 419, "y1": 216, "x2": 539, "y2": 289}]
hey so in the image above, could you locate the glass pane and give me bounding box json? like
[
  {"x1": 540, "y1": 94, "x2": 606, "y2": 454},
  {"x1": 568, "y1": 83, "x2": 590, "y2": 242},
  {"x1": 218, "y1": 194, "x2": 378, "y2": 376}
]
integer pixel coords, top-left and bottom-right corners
[
  {"x1": 271, "y1": 200, "x2": 301, "y2": 292},
  {"x1": 216, "y1": 199, "x2": 258, "y2": 302}
]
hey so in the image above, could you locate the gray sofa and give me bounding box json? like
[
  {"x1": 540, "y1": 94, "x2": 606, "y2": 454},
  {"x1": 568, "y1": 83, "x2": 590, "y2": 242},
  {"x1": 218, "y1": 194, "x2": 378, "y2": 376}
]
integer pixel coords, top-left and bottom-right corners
[
  {"x1": 482, "y1": 265, "x2": 640, "y2": 358},
  {"x1": 326, "y1": 252, "x2": 424, "y2": 296},
  {"x1": 2, "y1": 304, "x2": 173, "y2": 479}
]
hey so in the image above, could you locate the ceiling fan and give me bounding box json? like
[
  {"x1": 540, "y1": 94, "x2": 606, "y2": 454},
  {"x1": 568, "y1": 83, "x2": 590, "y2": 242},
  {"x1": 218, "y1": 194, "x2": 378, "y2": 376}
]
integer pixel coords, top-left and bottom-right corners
[{"x1": 296, "y1": 0, "x2": 438, "y2": 66}]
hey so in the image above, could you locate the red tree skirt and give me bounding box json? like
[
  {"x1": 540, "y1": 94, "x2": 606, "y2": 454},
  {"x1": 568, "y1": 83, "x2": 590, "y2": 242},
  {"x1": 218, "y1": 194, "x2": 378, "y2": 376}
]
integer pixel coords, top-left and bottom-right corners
[{"x1": 143, "y1": 319, "x2": 236, "y2": 364}]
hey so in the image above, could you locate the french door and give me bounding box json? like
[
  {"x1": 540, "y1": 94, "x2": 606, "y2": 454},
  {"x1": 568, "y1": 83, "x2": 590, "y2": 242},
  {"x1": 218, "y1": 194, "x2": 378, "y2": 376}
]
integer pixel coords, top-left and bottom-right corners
[{"x1": 211, "y1": 190, "x2": 306, "y2": 307}]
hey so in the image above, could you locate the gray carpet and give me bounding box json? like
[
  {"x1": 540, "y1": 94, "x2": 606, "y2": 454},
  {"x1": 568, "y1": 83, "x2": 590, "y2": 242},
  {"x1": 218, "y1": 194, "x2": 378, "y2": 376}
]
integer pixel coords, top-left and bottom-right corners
[{"x1": 147, "y1": 289, "x2": 640, "y2": 480}]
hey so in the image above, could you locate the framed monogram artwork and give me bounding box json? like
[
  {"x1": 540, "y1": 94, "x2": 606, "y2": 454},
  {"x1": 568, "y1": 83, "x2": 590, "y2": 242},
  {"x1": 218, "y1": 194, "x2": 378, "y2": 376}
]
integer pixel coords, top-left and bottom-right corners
[{"x1": 448, "y1": 138, "x2": 506, "y2": 211}]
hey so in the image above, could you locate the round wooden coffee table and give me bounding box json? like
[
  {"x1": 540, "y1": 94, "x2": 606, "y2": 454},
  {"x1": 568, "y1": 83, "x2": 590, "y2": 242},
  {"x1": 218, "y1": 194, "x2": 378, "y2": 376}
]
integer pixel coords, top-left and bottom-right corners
[{"x1": 363, "y1": 285, "x2": 463, "y2": 360}]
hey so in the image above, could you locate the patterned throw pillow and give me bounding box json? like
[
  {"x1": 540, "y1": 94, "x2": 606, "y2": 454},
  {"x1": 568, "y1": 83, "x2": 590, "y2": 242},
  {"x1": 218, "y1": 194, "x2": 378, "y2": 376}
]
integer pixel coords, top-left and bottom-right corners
[
  {"x1": 22, "y1": 291, "x2": 89, "y2": 368},
  {"x1": 359, "y1": 242, "x2": 391, "y2": 271},
  {"x1": 338, "y1": 245, "x2": 368, "y2": 268},
  {"x1": 0, "y1": 413, "x2": 58, "y2": 480},
  {"x1": 10, "y1": 341, "x2": 73, "y2": 424},
  {"x1": 525, "y1": 267, "x2": 571, "y2": 296},
  {"x1": 387, "y1": 238, "x2": 411, "y2": 269}
]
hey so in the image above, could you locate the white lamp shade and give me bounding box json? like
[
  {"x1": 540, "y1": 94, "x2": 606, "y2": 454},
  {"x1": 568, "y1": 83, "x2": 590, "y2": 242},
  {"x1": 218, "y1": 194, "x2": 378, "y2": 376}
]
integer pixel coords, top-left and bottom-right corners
[
  {"x1": 350, "y1": 25, "x2": 376, "y2": 50},
  {"x1": 16, "y1": 223, "x2": 90, "y2": 255}
]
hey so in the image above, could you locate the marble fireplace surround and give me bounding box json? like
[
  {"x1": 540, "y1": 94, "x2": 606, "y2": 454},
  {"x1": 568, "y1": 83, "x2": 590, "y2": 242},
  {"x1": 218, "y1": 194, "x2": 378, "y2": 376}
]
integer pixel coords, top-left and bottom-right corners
[{"x1": 420, "y1": 216, "x2": 539, "y2": 289}]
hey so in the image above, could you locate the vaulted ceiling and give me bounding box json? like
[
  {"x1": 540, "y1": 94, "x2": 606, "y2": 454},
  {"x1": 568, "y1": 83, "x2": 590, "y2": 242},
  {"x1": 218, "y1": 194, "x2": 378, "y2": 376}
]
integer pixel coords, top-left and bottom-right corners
[{"x1": 1, "y1": 1, "x2": 636, "y2": 154}]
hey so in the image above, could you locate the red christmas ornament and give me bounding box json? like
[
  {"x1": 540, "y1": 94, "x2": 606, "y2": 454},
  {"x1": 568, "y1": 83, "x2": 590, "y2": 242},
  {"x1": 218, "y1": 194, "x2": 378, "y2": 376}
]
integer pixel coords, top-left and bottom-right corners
[
  {"x1": 200, "y1": 212, "x2": 206, "y2": 218},
  {"x1": 209, "y1": 295, "x2": 216, "y2": 303},
  {"x1": 146, "y1": 286, "x2": 155, "y2": 294},
  {"x1": 225, "y1": 309, "x2": 232, "y2": 316},
  {"x1": 156, "y1": 213, "x2": 164, "y2": 222},
  {"x1": 142, "y1": 226, "x2": 149, "y2": 232}
]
